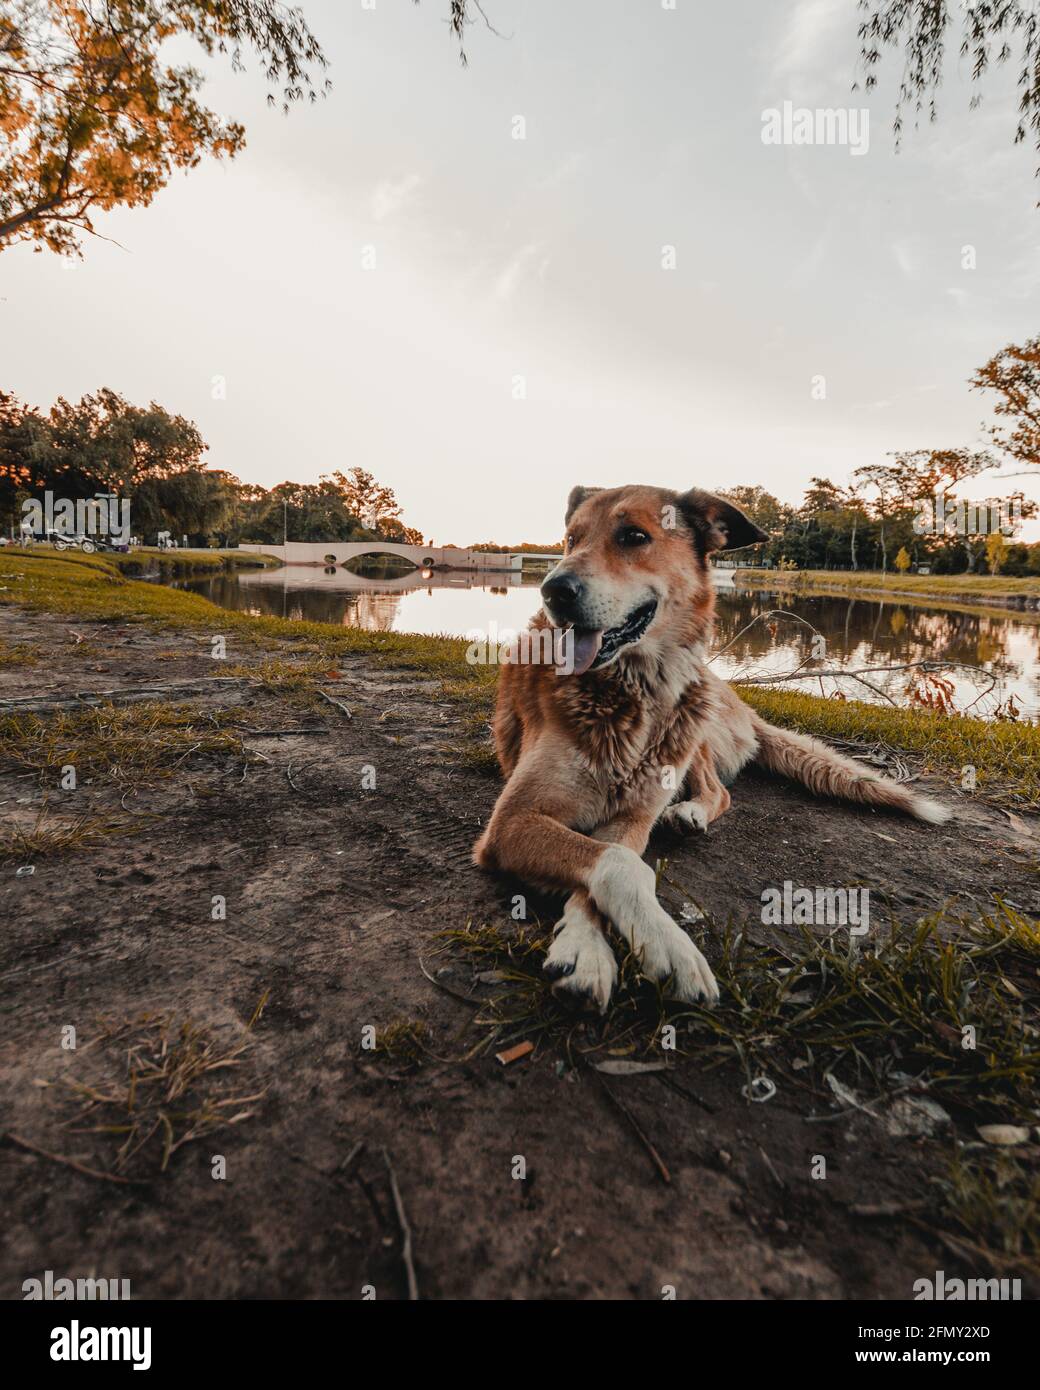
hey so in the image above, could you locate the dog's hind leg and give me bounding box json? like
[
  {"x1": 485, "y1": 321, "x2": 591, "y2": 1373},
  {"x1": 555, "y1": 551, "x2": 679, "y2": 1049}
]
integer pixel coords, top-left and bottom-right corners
[{"x1": 657, "y1": 742, "x2": 731, "y2": 834}]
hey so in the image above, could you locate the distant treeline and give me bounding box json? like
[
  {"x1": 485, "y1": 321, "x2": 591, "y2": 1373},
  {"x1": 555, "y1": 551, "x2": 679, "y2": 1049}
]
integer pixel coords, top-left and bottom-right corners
[
  {"x1": 469, "y1": 541, "x2": 564, "y2": 554},
  {"x1": 721, "y1": 469, "x2": 1039, "y2": 577},
  {"x1": 0, "y1": 389, "x2": 424, "y2": 547}
]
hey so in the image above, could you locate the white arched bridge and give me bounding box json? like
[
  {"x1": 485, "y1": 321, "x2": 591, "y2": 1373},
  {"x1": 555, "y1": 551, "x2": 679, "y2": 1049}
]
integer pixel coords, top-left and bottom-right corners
[{"x1": 239, "y1": 541, "x2": 560, "y2": 571}]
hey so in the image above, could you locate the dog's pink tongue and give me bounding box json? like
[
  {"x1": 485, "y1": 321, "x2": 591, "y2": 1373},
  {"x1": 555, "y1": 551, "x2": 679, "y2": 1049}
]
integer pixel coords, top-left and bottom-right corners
[{"x1": 568, "y1": 628, "x2": 602, "y2": 676}]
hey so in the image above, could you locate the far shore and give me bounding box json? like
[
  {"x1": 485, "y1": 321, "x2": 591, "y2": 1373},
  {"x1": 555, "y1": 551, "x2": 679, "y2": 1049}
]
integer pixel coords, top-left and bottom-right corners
[{"x1": 732, "y1": 565, "x2": 1040, "y2": 619}]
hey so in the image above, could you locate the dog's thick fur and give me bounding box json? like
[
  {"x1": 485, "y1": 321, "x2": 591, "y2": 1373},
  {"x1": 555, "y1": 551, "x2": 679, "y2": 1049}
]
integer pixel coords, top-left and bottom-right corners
[{"x1": 473, "y1": 484, "x2": 951, "y2": 1011}]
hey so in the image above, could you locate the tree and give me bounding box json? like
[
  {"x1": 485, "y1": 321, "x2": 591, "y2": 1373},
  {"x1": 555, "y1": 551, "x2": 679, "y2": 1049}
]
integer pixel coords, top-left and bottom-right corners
[
  {"x1": 970, "y1": 335, "x2": 1040, "y2": 474},
  {"x1": 857, "y1": 2, "x2": 1040, "y2": 191},
  {"x1": 985, "y1": 530, "x2": 1009, "y2": 575},
  {"x1": 0, "y1": 0, "x2": 328, "y2": 255},
  {"x1": 894, "y1": 545, "x2": 911, "y2": 574},
  {"x1": 43, "y1": 388, "x2": 206, "y2": 493},
  {"x1": 0, "y1": 388, "x2": 46, "y2": 529},
  {"x1": 328, "y1": 467, "x2": 401, "y2": 531}
]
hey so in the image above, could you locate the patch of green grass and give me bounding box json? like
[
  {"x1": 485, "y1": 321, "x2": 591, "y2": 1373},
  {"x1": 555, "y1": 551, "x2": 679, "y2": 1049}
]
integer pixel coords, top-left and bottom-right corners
[
  {"x1": 367, "y1": 1018, "x2": 433, "y2": 1065},
  {"x1": 741, "y1": 686, "x2": 1040, "y2": 807},
  {"x1": 938, "y1": 1149, "x2": 1040, "y2": 1267},
  {"x1": 0, "y1": 638, "x2": 39, "y2": 666},
  {"x1": 434, "y1": 902, "x2": 1040, "y2": 1113},
  {"x1": 110, "y1": 547, "x2": 280, "y2": 578},
  {"x1": 0, "y1": 806, "x2": 140, "y2": 859},
  {"x1": 0, "y1": 702, "x2": 248, "y2": 793},
  {"x1": 223, "y1": 655, "x2": 341, "y2": 702}
]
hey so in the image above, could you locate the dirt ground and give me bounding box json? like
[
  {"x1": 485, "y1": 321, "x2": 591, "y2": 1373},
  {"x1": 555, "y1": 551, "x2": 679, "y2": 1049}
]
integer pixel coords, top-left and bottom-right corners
[{"x1": 1, "y1": 605, "x2": 1038, "y2": 1300}]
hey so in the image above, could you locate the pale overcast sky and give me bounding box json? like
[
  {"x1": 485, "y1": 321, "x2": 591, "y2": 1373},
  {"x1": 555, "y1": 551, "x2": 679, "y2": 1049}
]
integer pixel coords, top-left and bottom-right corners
[{"x1": 3, "y1": 0, "x2": 1039, "y2": 543}]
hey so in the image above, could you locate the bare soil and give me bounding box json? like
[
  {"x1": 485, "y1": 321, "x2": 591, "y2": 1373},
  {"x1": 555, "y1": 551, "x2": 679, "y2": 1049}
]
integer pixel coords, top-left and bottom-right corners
[{"x1": 1, "y1": 606, "x2": 1038, "y2": 1300}]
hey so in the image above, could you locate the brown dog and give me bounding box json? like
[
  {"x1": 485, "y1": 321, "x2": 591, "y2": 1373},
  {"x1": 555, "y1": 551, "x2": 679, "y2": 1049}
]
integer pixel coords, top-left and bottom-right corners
[{"x1": 473, "y1": 484, "x2": 951, "y2": 1011}]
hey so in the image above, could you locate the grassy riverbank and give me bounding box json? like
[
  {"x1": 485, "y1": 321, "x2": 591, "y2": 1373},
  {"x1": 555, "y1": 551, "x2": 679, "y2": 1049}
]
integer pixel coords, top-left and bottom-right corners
[
  {"x1": 732, "y1": 566, "x2": 1040, "y2": 619},
  {"x1": 3, "y1": 544, "x2": 281, "y2": 579},
  {"x1": 2, "y1": 549, "x2": 1038, "y2": 805}
]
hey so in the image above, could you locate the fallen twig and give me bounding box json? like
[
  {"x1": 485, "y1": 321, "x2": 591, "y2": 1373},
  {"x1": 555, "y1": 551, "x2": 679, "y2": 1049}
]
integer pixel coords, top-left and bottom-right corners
[
  {"x1": 236, "y1": 728, "x2": 330, "y2": 738},
  {"x1": 383, "y1": 1147, "x2": 420, "y2": 1300},
  {"x1": 653, "y1": 1070, "x2": 716, "y2": 1114},
  {"x1": 0, "y1": 679, "x2": 251, "y2": 714},
  {"x1": 591, "y1": 1069, "x2": 671, "y2": 1184},
  {"x1": 418, "y1": 956, "x2": 483, "y2": 1007},
  {"x1": 318, "y1": 689, "x2": 353, "y2": 719},
  {"x1": 2, "y1": 1131, "x2": 146, "y2": 1186}
]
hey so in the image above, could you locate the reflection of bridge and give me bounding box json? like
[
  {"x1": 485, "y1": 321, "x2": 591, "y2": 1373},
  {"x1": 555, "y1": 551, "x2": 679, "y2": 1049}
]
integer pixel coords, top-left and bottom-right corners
[
  {"x1": 239, "y1": 541, "x2": 560, "y2": 571},
  {"x1": 236, "y1": 566, "x2": 525, "y2": 593}
]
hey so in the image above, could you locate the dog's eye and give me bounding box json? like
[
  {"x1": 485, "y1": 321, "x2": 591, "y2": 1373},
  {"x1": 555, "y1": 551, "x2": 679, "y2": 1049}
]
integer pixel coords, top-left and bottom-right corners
[
  {"x1": 565, "y1": 533, "x2": 576, "y2": 549},
  {"x1": 617, "y1": 526, "x2": 650, "y2": 548}
]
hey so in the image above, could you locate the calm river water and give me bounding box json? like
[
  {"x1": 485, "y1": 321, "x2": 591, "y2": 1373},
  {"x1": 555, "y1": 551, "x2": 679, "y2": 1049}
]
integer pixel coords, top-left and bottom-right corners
[{"x1": 176, "y1": 565, "x2": 1040, "y2": 720}]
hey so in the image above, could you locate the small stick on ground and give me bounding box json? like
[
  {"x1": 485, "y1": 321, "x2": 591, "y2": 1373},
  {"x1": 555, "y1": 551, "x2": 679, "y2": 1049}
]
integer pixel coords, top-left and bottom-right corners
[
  {"x1": 2, "y1": 1131, "x2": 146, "y2": 1186},
  {"x1": 653, "y1": 1070, "x2": 716, "y2": 1114},
  {"x1": 758, "y1": 1144, "x2": 786, "y2": 1190},
  {"x1": 0, "y1": 679, "x2": 252, "y2": 714},
  {"x1": 334, "y1": 1140, "x2": 366, "y2": 1180},
  {"x1": 383, "y1": 1147, "x2": 420, "y2": 1300},
  {"x1": 237, "y1": 728, "x2": 330, "y2": 738},
  {"x1": 418, "y1": 956, "x2": 483, "y2": 1007},
  {"x1": 318, "y1": 689, "x2": 353, "y2": 719},
  {"x1": 591, "y1": 1071, "x2": 671, "y2": 1184}
]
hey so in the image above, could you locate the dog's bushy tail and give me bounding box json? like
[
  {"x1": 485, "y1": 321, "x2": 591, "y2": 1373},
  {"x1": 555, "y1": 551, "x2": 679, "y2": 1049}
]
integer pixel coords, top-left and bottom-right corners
[{"x1": 752, "y1": 717, "x2": 952, "y2": 824}]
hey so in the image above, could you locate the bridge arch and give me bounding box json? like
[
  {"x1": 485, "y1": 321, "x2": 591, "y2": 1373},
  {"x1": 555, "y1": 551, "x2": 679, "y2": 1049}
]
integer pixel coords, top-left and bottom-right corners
[{"x1": 238, "y1": 541, "x2": 549, "y2": 573}]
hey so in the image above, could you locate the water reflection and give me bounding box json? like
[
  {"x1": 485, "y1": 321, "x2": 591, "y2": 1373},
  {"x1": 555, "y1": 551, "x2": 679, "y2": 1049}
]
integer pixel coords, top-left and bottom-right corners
[
  {"x1": 710, "y1": 586, "x2": 1040, "y2": 718},
  {"x1": 176, "y1": 567, "x2": 1040, "y2": 719}
]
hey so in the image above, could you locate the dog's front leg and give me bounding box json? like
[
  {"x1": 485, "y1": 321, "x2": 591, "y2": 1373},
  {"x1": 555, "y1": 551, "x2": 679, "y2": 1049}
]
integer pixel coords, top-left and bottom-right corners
[
  {"x1": 587, "y1": 813, "x2": 718, "y2": 1005},
  {"x1": 475, "y1": 788, "x2": 716, "y2": 1007}
]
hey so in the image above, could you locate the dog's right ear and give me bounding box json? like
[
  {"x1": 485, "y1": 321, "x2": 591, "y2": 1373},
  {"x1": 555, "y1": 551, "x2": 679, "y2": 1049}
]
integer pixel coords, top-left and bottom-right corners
[{"x1": 565, "y1": 485, "x2": 601, "y2": 524}]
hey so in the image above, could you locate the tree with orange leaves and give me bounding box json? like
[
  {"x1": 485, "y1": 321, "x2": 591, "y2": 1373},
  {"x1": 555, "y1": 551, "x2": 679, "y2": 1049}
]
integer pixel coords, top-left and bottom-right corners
[{"x1": 0, "y1": 0, "x2": 328, "y2": 255}]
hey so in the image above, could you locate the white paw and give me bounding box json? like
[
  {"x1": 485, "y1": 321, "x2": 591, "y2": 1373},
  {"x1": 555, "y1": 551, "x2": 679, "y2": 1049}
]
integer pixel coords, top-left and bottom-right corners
[
  {"x1": 659, "y1": 800, "x2": 709, "y2": 834},
  {"x1": 587, "y1": 845, "x2": 718, "y2": 1005},
  {"x1": 629, "y1": 916, "x2": 719, "y2": 1005},
  {"x1": 543, "y1": 901, "x2": 618, "y2": 1013}
]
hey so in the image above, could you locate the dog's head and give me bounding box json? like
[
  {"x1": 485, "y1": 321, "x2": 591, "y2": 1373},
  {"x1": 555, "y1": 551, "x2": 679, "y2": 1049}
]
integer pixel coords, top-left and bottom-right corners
[{"x1": 541, "y1": 484, "x2": 768, "y2": 674}]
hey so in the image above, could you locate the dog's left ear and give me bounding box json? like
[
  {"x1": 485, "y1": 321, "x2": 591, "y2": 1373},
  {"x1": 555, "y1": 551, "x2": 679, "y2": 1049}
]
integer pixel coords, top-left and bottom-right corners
[{"x1": 677, "y1": 489, "x2": 769, "y2": 552}]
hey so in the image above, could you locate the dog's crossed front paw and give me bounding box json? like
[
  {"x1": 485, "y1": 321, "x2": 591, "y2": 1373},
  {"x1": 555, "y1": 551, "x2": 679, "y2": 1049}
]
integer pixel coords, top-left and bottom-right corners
[
  {"x1": 632, "y1": 915, "x2": 719, "y2": 1005},
  {"x1": 543, "y1": 904, "x2": 617, "y2": 1013},
  {"x1": 659, "y1": 800, "x2": 710, "y2": 834},
  {"x1": 588, "y1": 844, "x2": 719, "y2": 1006}
]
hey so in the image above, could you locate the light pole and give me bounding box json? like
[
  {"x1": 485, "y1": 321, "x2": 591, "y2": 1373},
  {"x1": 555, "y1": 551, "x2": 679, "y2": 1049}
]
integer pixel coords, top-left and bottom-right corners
[{"x1": 283, "y1": 499, "x2": 288, "y2": 549}]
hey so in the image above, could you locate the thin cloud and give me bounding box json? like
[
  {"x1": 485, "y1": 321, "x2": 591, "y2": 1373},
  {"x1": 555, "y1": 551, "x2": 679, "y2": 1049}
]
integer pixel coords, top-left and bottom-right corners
[{"x1": 371, "y1": 173, "x2": 423, "y2": 223}]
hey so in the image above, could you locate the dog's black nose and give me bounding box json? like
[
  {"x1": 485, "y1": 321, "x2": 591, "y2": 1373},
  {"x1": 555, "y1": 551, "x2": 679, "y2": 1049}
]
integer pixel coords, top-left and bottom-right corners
[{"x1": 541, "y1": 571, "x2": 584, "y2": 614}]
